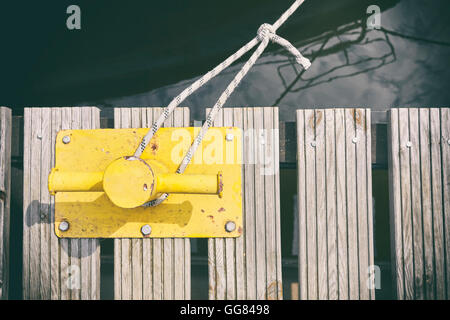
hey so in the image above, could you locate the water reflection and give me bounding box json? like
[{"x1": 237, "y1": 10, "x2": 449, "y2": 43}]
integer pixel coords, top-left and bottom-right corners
[
  {"x1": 92, "y1": 0, "x2": 450, "y2": 121},
  {"x1": 272, "y1": 20, "x2": 396, "y2": 105}
]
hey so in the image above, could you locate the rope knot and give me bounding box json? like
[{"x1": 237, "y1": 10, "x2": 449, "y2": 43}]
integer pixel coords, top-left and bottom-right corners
[{"x1": 257, "y1": 23, "x2": 275, "y2": 42}]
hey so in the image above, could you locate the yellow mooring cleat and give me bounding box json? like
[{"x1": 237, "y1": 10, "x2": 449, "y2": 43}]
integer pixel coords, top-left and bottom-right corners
[{"x1": 48, "y1": 127, "x2": 242, "y2": 238}]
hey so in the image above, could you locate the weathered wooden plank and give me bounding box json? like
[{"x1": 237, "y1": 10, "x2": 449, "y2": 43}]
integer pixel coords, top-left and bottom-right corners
[
  {"x1": 355, "y1": 109, "x2": 370, "y2": 300},
  {"x1": 244, "y1": 108, "x2": 256, "y2": 299},
  {"x1": 399, "y1": 108, "x2": 414, "y2": 299},
  {"x1": 345, "y1": 109, "x2": 359, "y2": 300},
  {"x1": 233, "y1": 108, "x2": 245, "y2": 300},
  {"x1": 388, "y1": 107, "x2": 450, "y2": 300},
  {"x1": 315, "y1": 110, "x2": 327, "y2": 300},
  {"x1": 418, "y1": 108, "x2": 435, "y2": 299},
  {"x1": 273, "y1": 109, "x2": 282, "y2": 300},
  {"x1": 335, "y1": 109, "x2": 349, "y2": 300},
  {"x1": 208, "y1": 107, "x2": 282, "y2": 300},
  {"x1": 324, "y1": 109, "x2": 337, "y2": 300},
  {"x1": 40, "y1": 108, "x2": 51, "y2": 300},
  {"x1": 23, "y1": 107, "x2": 101, "y2": 300},
  {"x1": 296, "y1": 110, "x2": 308, "y2": 300},
  {"x1": 254, "y1": 107, "x2": 267, "y2": 300},
  {"x1": 0, "y1": 107, "x2": 11, "y2": 300},
  {"x1": 429, "y1": 108, "x2": 445, "y2": 300},
  {"x1": 441, "y1": 108, "x2": 450, "y2": 299},
  {"x1": 409, "y1": 109, "x2": 424, "y2": 300},
  {"x1": 114, "y1": 107, "x2": 191, "y2": 300},
  {"x1": 263, "y1": 107, "x2": 280, "y2": 300},
  {"x1": 366, "y1": 110, "x2": 375, "y2": 300},
  {"x1": 296, "y1": 108, "x2": 374, "y2": 300},
  {"x1": 304, "y1": 109, "x2": 318, "y2": 299}
]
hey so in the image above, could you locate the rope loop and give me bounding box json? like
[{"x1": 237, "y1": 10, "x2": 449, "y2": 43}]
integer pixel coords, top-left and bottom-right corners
[{"x1": 257, "y1": 23, "x2": 276, "y2": 42}]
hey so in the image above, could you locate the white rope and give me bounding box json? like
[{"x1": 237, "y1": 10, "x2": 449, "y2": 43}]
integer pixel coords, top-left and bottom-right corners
[{"x1": 137, "y1": 0, "x2": 311, "y2": 206}]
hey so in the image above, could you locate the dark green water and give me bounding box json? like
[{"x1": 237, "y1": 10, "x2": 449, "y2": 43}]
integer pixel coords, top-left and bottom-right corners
[
  {"x1": 1, "y1": 0, "x2": 450, "y2": 120},
  {"x1": 99, "y1": 0, "x2": 450, "y2": 121}
]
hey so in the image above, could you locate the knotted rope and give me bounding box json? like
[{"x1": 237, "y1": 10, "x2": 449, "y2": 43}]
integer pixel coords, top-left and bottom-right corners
[{"x1": 135, "y1": 0, "x2": 311, "y2": 206}]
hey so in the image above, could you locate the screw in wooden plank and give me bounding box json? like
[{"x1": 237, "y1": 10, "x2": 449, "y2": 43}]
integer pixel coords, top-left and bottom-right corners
[
  {"x1": 141, "y1": 224, "x2": 152, "y2": 236},
  {"x1": 225, "y1": 133, "x2": 234, "y2": 141},
  {"x1": 406, "y1": 141, "x2": 412, "y2": 148},
  {"x1": 447, "y1": 139, "x2": 450, "y2": 146},
  {"x1": 59, "y1": 221, "x2": 70, "y2": 232},
  {"x1": 62, "y1": 135, "x2": 71, "y2": 144},
  {"x1": 352, "y1": 137, "x2": 358, "y2": 144},
  {"x1": 310, "y1": 141, "x2": 316, "y2": 147},
  {"x1": 225, "y1": 221, "x2": 236, "y2": 232}
]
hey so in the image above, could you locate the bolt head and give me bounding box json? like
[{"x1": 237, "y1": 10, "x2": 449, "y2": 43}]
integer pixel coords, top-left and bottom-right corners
[
  {"x1": 37, "y1": 134, "x2": 42, "y2": 140},
  {"x1": 141, "y1": 224, "x2": 152, "y2": 236},
  {"x1": 447, "y1": 139, "x2": 450, "y2": 146},
  {"x1": 59, "y1": 221, "x2": 69, "y2": 232},
  {"x1": 225, "y1": 133, "x2": 234, "y2": 141},
  {"x1": 352, "y1": 137, "x2": 358, "y2": 144},
  {"x1": 406, "y1": 141, "x2": 412, "y2": 148},
  {"x1": 310, "y1": 141, "x2": 316, "y2": 147},
  {"x1": 62, "y1": 135, "x2": 71, "y2": 144},
  {"x1": 225, "y1": 221, "x2": 236, "y2": 233}
]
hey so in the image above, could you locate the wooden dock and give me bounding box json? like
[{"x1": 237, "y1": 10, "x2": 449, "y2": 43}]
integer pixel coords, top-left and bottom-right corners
[
  {"x1": 389, "y1": 108, "x2": 450, "y2": 300},
  {"x1": 297, "y1": 109, "x2": 374, "y2": 300},
  {"x1": 0, "y1": 106, "x2": 448, "y2": 300},
  {"x1": 0, "y1": 107, "x2": 11, "y2": 300}
]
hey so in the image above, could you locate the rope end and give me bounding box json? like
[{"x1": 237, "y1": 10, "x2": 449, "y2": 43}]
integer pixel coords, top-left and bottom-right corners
[{"x1": 297, "y1": 56, "x2": 311, "y2": 70}]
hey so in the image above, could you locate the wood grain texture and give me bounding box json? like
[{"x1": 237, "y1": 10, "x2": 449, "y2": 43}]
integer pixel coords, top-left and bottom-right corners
[
  {"x1": 208, "y1": 107, "x2": 283, "y2": 300},
  {"x1": 113, "y1": 107, "x2": 191, "y2": 300},
  {"x1": 23, "y1": 107, "x2": 101, "y2": 300},
  {"x1": 0, "y1": 107, "x2": 11, "y2": 300},
  {"x1": 296, "y1": 108, "x2": 374, "y2": 300},
  {"x1": 388, "y1": 108, "x2": 450, "y2": 300}
]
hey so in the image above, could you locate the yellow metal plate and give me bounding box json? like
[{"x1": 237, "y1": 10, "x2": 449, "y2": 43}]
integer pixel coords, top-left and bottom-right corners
[{"x1": 53, "y1": 127, "x2": 242, "y2": 238}]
